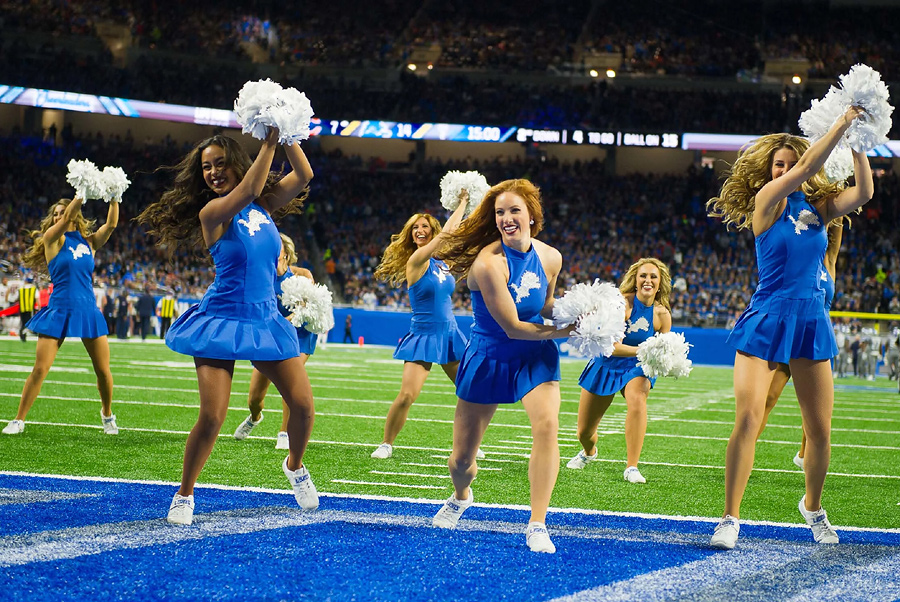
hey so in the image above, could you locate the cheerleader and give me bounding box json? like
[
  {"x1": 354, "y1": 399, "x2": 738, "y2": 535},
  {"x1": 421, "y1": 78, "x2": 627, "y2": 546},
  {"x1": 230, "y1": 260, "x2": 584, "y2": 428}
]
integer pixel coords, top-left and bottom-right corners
[
  {"x1": 370, "y1": 195, "x2": 469, "y2": 459},
  {"x1": 233, "y1": 233, "x2": 318, "y2": 450},
  {"x1": 137, "y1": 129, "x2": 316, "y2": 525},
  {"x1": 2, "y1": 197, "x2": 118, "y2": 436},
  {"x1": 706, "y1": 106, "x2": 873, "y2": 549},
  {"x1": 430, "y1": 179, "x2": 573, "y2": 554},
  {"x1": 565, "y1": 258, "x2": 673, "y2": 484}
]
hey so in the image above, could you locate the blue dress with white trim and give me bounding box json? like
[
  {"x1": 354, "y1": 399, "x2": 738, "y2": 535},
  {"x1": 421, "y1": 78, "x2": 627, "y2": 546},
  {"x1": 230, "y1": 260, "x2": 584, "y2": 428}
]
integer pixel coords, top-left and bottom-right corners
[
  {"x1": 166, "y1": 202, "x2": 301, "y2": 361},
  {"x1": 579, "y1": 295, "x2": 657, "y2": 396},
  {"x1": 274, "y1": 269, "x2": 317, "y2": 356},
  {"x1": 26, "y1": 231, "x2": 108, "y2": 339},
  {"x1": 727, "y1": 191, "x2": 837, "y2": 362},
  {"x1": 393, "y1": 257, "x2": 467, "y2": 364},
  {"x1": 455, "y1": 243, "x2": 560, "y2": 404}
]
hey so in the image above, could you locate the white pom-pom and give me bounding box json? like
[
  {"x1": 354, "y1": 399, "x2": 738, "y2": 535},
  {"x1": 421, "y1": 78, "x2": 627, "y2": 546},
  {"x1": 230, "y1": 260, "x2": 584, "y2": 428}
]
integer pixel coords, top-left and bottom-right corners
[
  {"x1": 279, "y1": 275, "x2": 334, "y2": 335},
  {"x1": 100, "y1": 166, "x2": 130, "y2": 202},
  {"x1": 66, "y1": 159, "x2": 103, "y2": 200},
  {"x1": 234, "y1": 80, "x2": 315, "y2": 144},
  {"x1": 553, "y1": 280, "x2": 627, "y2": 358},
  {"x1": 823, "y1": 144, "x2": 855, "y2": 183},
  {"x1": 439, "y1": 170, "x2": 490, "y2": 216},
  {"x1": 799, "y1": 64, "x2": 894, "y2": 156},
  {"x1": 636, "y1": 331, "x2": 693, "y2": 379}
]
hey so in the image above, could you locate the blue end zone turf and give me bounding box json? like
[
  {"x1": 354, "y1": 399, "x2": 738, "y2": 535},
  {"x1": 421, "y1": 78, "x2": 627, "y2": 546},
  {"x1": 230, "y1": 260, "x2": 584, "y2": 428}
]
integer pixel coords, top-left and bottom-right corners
[{"x1": 1, "y1": 474, "x2": 899, "y2": 601}]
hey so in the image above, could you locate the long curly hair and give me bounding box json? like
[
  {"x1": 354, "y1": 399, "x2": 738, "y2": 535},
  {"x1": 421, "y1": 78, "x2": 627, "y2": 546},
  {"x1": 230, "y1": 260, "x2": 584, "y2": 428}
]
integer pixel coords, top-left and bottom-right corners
[
  {"x1": 136, "y1": 135, "x2": 306, "y2": 258},
  {"x1": 22, "y1": 199, "x2": 96, "y2": 273},
  {"x1": 280, "y1": 233, "x2": 298, "y2": 265},
  {"x1": 440, "y1": 179, "x2": 544, "y2": 278},
  {"x1": 707, "y1": 134, "x2": 846, "y2": 230},
  {"x1": 374, "y1": 213, "x2": 442, "y2": 286},
  {"x1": 619, "y1": 257, "x2": 672, "y2": 311}
]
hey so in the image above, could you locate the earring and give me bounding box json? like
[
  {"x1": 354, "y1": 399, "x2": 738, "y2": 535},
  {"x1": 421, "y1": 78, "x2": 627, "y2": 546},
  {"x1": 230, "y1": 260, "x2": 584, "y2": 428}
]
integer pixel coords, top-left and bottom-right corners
[{"x1": 530, "y1": 219, "x2": 534, "y2": 225}]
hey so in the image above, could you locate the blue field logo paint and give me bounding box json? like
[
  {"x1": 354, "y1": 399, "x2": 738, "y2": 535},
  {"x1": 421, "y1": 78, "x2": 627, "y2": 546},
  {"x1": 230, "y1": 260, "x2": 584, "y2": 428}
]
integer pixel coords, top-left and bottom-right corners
[{"x1": 0, "y1": 474, "x2": 898, "y2": 602}]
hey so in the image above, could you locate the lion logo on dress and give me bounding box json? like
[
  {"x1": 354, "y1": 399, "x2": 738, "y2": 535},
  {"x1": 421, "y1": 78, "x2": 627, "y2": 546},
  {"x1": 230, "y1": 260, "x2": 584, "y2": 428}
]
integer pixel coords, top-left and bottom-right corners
[
  {"x1": 627, "y1": 316, "x2": 650, "y2": 334},
  {"x1": 788, "y1": 209, "x2": 820, "y2": 235},
  {"x1": 69, "y1": 243, "x2": 91, "y2": 260},
  {"x1": 510, "y1": 271, "x2": 541, "y2": 304},
  {"x1": 237, "y1": 209, "x2": 270, "y2": 236}
]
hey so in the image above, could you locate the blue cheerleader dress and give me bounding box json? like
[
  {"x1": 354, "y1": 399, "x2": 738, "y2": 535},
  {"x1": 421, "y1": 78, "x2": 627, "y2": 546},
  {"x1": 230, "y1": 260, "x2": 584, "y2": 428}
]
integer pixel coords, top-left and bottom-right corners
[
  {"x1": 393, "y1": 257, "x2": 467, "y2": 365},
  {"x1": 26, "y1": 231, "x2": 107, "y2": 339},
  {"x1": 455, "y1": 243, "x2": 560, "y2": 404},
  {"x1": 579, "y1": 296, "x2": 657, "y2": 397},
  {"x1": 727, "y1": 191, "x2": 837, "y2": 363},
  {"x1": 274, "y1": 270, "x2": 317, "y2": 356},
  {"x1": 166, "y1": 202, "x2": 300, "y2": 361}
]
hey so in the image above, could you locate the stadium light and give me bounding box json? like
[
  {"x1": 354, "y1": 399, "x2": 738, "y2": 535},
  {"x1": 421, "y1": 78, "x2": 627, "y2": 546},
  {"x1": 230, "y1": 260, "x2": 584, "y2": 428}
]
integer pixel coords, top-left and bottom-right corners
[
  {"x1": 792, "y1": 75, "x2": 802, "y2": 85},
  {"x1": 589, "y1": 69, "x2": 599, "y2": 78},
  {"x1": 427, "y1": 63, "x2": 433, "y2": 70},
  {"x1": 407, "y1": 63, "x2": 417, "y2": 71},
  {"x1": 606, "y1": 69, "x2": 617, "y2": 78}
]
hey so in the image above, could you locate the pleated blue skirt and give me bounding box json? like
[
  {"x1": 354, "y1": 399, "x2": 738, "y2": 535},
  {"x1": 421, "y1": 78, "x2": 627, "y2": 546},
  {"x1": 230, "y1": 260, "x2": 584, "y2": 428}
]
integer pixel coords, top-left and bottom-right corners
[
  {"x1": 166, "y1": 296, "x2": 300, "y2": 361},
  {"x1": 727, "y1": 294, "x2": 837, "y2": 363},
  {"x1": 26, "y1": 304, "x2": 108, "y2": 339},
  {"x1": 579, "y1": 356, "x2": 655, "y2": 397},
  {"x1": 455, "y1": 333, "x2": 560, "y2": 404},
  {"x1": 297, "y1": 327, "x2": 317, "y2": 356},
  {"x1": 393, "y1": 320, "x2": 467, "y2": 365}
]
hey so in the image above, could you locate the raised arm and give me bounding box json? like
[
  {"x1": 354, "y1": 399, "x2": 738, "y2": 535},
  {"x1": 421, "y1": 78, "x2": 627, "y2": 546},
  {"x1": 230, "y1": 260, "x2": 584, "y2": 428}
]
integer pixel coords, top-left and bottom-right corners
[
  {"x1": 755, "y1": 107, "x2": 863, "y2": 227},
  {"x1": 87, "y1": 201, "x2": 120, "y2": 250},
  {"x1": 258, "y1": 141, "x2": 314, "y2": 214},
  {"x1": 199, "y1": 130, "x2": 278, "y2": 244},
  {"x1": 821, "y1": 150, "x2": 874, "y2": 222},
  {"x1": 406, "y1": 192, "x2": 469, "y2": 283},
  {"x1": 823, "y1": 220, "x2": 844, "y2": 277},
  {"x1": 43, "y1": 198, "x2": 85, "y2": 249}
]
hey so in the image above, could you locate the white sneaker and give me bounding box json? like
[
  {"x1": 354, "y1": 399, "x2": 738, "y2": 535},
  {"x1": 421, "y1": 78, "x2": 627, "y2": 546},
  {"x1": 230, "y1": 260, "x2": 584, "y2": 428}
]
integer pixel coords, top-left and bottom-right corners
[
  {"x1": 101, "y1": 412, "x2": 119, "y2": 435},
  {"x1": 371, "y1": 443, "x2": 393, "y2": 459},
  {"x1": 432, "y1": 490, "x2": 473, "y2": 529},
  {"x1": 167, "y1": 493, "x2": 194, "y2": 525},
  {"x1": 525, "y1": 522, "x2": 556, "y2": 553},
  {"x1": 275, "y1": 431, "x2": 290, "y2": 450},
  {"x1": 799, "y1": 495, "x2": 839, "y2": 543},
  {"x1": 476, "y1": 447, "x2": 486, "y2": 460},
  {"x1": 793, "y1": 452, "x2": 805, "y2": 471},
  {"x1": 623, "y1": 466, "x2": 646, "y2": 483},
  {"x1": 566, "y1": 449, "x2": 597, "y2": 469},
  {"x1": 282, "y1": 456, "x2": 319, "y2": 510},
  {"x1": 233, "y1": 414, "x2": 263, "y2": 440},
  {"x1": 710, "y1": 515, "x2": 740, "y2": 549},
  {"x1": 2, "y1": 419, "x2": 24, "y2": 435}
]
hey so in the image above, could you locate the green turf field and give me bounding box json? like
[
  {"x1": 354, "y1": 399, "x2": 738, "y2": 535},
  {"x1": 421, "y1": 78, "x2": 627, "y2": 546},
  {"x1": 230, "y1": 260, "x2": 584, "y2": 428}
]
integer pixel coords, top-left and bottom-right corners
[{"x1": 1, "y1": 337, "x2": 897, "y2": 529}]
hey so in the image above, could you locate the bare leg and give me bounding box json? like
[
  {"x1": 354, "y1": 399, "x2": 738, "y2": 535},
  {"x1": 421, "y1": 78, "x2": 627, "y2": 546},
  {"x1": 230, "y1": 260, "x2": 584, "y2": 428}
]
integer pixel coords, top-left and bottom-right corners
[
  {"x1": 381, "y1": 361, "x2": 431, "y2": 445},
  {"x1": 439, "y1": 361, "x2": 459, "y2": 383},
  {"x1": 13, "y1": 335, "x2": 63, "y2": 420},
  {"x1": 82, "y1": 336, "x2": 114, "y2": 417},
  {"x1": 178, "y1": 358, "x2": 234, "y2": 496},
  {"x1": 798, "y1": 430, "x2": 807, "y2": 459},
  {"x1": 280, "y1": 353, "x2": 310, "y2": 432},
  {"x1": 575, "y1": 389, "x2": 614, "y2": 456},
  {"x1": 756, "y1": 364, "x2": 791, "y2": 439},
  {"x1": 256, "y1": 356, "x2": 314, "y2": 471},
  {"x1": 724, "y1": 352, "x2": 777, "y2": 518},
  {"x1": 790, "y1": 358, "x2": 834, "y2": 511},
  {"x1": 448, "y1": 399, "x2": 497, "y2": 501},
  {"x1": 247, "y1": 368, "x2": 271, "y2": 422},
  {"x1": 623, "y1": 378, "x2": 650, "y2": 468},
  {"x1": 521, "y1": 382, "x2": 561, "y2": 524}
]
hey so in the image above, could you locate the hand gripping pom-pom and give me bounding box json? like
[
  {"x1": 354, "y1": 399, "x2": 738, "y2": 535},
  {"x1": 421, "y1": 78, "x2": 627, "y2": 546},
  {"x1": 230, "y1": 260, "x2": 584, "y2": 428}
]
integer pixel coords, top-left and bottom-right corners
[
  {"x1": 66, "y1": 159, "x2": 104, "y2": 200},
  {"x1": 553, "y1": 280, "x2": 627, "y2": 358},
  {"x1": 439, "y1": 170, "x2": 490, "y2": 216},
  {"x1": 278, "y1": 276, "x2": 335, "y2": 335},
  {"x1": 100, "y1": 166, "x2": 130, "y2": 203},
  {"x1": 799, "y1": 64, "x2": 894, "y2": 160},
  {"x1": 234, "y1": 79, "x2": 315, "y2": 144},
  {"x1": 636, "y1": 332, "x2": 693, "y2": 379}
]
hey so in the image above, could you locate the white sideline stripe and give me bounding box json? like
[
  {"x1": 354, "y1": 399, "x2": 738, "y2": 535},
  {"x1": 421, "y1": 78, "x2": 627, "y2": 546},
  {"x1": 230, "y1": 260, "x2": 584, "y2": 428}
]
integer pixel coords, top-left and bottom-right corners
[
  {"x1": 369, "y1": 471, "x2": 451, "y2": 479},
  {"x1": 401, "y1": 462, "x2": 502, "y2": 472},
  {"x1": 666, "y1": 418, "x2": 900, "y2": 436},
  {"x1": 330, "y1": 479, "x2": 445, "y2": 490},
  {"x1": 703, "y1": 407, "x2": 900, "y2": 424},
  {"x1": 3, "y1": 470, "x2": 900, "y2": 534},
  {"x1": 431, "y1": 454, "x2": 522, "y2": 464},
  {"x1": 0, "y1": 364, "x2": 88, "y2": 374},
  {"x1": 646, "y1": 432, "x2": 900, "y2": 452}
]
